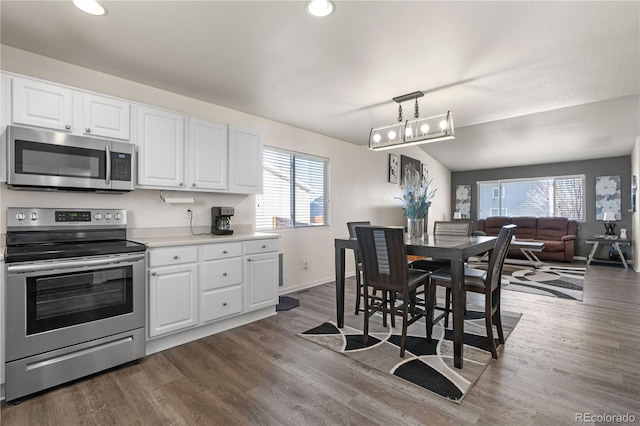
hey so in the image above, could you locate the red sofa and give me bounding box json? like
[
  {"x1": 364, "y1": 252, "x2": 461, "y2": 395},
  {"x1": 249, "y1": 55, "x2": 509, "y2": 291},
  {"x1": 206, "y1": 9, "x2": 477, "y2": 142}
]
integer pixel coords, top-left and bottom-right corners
[{"x1": 477, "y1": 216, "x2": 578, "y2": 262}]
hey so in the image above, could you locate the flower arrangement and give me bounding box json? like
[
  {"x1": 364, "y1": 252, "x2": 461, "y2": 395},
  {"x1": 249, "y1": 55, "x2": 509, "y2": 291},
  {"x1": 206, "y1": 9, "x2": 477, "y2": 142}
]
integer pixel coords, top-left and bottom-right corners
[{"x1": 397, "y1": 164, "x2": 437, "y2": 219}]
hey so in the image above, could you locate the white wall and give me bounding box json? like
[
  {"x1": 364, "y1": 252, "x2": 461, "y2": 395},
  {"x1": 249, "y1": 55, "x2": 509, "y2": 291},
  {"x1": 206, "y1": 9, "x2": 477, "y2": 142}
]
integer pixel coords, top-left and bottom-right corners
[{"x1": 0, "y1": 45, "x2": 452, "y2": 290}]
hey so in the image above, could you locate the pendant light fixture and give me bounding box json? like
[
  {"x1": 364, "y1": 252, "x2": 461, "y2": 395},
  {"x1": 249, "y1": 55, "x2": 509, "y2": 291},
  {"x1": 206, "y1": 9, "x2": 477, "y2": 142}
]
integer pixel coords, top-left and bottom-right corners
[{"x1": 368, "y1": 91, "x2": 454, "y2": 151}]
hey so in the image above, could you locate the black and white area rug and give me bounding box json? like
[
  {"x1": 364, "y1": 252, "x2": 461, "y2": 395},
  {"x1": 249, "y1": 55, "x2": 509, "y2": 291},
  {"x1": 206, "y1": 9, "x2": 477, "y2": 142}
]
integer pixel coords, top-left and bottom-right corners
[
  {"x1": 299, "y1": 306, "x2": 522, "y2": 403},
  {"x1": 470, "y1": 263, "x2": 585, "y2": 301}
]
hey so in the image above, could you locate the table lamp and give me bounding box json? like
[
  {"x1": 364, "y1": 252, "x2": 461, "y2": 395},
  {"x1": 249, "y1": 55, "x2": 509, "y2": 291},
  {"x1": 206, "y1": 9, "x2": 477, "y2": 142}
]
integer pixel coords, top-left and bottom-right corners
[
  {"x1": 453, "y1": 211, "x2": 462, "y2": 220},
  {"x1": 602, "y1": 211, "x2": 616, "y2": 236}
]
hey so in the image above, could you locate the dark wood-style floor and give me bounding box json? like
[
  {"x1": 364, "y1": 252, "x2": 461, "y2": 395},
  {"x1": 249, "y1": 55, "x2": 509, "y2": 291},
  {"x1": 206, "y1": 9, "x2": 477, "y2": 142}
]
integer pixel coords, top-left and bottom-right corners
[{"x1": 2, "y1": 262, "x2": 639, "y2": 425}]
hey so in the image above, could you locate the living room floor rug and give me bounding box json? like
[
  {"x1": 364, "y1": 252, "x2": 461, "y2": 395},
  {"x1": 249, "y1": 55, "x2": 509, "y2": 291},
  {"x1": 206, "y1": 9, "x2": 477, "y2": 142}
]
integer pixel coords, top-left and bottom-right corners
[
  {"x1": 469, "y1": 262, "x2": 585, "y2": 301},
  {"x1": 299, "y1": 305, "x2": 522, "y2": 403}
]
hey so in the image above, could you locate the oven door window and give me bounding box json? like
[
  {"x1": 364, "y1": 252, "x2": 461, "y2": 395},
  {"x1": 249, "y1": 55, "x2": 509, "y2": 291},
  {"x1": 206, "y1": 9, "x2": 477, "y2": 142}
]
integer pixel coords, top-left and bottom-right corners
[
  {"x1": 26, "y1": 266, "x2": 133, "y2": 335},
  {"x1": 15, "y1": 140, "x2": 105, "y2": 180}
]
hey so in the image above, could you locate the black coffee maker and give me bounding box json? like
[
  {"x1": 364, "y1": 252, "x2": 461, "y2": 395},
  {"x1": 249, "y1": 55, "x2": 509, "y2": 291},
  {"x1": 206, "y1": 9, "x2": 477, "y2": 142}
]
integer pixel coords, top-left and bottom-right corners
[{"x1": 211, "y1": 207, "x2": 234, "y2": 235}]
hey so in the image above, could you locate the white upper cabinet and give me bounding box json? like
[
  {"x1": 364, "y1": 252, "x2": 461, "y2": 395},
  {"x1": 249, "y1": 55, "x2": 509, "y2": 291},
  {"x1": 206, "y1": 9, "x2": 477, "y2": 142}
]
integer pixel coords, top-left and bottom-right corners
[
  {"x1": 82, "y1": 94, "x2": 130, "y2": 140},
  {"x1": 229, "y1": 127, "x2": 263, "y2": 194},
  {"x1": 11, "y1": 76, "x2": 131, "y2": 140},
  {"x1": 137, "y1": 106, "x2": 185, "y2": 188},
  {"x1": 188, "y1": 118, "x2": 228, "y2": 190},
  {"x1": 12, "y1": 77, "x2": 73, "y2": 132}
]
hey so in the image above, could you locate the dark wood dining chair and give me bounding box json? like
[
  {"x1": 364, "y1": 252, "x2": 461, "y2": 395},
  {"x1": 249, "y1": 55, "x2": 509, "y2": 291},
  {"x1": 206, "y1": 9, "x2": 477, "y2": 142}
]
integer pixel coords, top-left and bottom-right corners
[
  {"x1": 428, "y1": 224, "x2": 516, "y2": 359},
  {"x1": 355, "y1": 226, "x2": 434, "y2": 358},
  {"x1": 347, "y1": 221, "x2": 371, "y2": 314}
]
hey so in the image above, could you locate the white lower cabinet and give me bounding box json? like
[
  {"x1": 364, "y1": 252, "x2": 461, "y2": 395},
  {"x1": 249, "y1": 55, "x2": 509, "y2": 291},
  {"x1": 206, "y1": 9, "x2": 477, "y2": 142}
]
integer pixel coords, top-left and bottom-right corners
[
  {"x1": 148, "y1": 247, "x2": 199, "y2": 338},
  {"x1": 146, "y1": 237, "x2": 279, "y2": 347},
  {"x1": 200, "y1": 242, "x2": 243, "y2": 324},
  {"x1": 243, "y1": 240, "x2": 279, "y2": 313}
]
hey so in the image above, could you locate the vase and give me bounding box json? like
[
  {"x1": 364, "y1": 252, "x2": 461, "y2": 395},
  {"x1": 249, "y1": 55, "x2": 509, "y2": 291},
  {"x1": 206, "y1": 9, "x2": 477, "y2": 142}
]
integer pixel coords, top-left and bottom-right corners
[{"x1": 407, "y1": 218, "x2": 425, "y2": 240}]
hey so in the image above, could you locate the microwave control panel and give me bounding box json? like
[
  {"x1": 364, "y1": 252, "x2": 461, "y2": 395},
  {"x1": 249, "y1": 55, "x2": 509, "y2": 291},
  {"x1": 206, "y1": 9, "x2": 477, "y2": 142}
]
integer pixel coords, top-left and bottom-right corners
[{"x1": 111, "y1": 152, "x2": 132, "y2": 181}]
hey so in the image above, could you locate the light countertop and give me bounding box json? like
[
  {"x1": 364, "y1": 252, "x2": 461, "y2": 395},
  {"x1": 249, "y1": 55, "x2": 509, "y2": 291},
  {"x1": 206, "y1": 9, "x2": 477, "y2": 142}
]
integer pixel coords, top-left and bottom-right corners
[{"x1": 132, "y1": 232, "x2": 280, "y2": 248}]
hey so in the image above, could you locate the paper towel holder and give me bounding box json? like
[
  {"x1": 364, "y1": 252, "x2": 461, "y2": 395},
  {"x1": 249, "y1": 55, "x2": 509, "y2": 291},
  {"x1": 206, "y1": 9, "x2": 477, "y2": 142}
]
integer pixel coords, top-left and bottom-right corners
[{"x1": 159, "y1": 190, "x2": 195, "y2": 204}]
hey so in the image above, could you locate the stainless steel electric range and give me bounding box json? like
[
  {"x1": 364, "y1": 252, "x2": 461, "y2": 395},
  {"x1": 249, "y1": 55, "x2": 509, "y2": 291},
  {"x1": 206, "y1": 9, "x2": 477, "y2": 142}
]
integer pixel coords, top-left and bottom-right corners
[{"x1": 4, "y1": 207, "x2": 147, "y2": 402}]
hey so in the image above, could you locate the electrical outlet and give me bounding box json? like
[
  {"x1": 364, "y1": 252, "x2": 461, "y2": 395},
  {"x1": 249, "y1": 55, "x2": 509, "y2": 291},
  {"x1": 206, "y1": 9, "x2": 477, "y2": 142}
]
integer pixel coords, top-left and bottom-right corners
[{"x1": 184, "y1": 209, "x2": 192, "y2": 220}]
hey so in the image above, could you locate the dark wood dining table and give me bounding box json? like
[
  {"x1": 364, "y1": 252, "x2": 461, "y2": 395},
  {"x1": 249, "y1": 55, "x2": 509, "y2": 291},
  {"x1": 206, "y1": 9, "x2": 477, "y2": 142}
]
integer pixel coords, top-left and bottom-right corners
[{"x1": 334, "y1": 233, "x2": 497, "y2": 369}]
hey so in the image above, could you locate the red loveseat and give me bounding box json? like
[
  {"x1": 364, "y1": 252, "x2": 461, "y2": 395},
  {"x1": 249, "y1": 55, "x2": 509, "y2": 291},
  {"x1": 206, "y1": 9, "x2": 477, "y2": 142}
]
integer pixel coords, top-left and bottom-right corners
[{"x1": 477, "y1": 216, "x2": 578, "y2": 262}]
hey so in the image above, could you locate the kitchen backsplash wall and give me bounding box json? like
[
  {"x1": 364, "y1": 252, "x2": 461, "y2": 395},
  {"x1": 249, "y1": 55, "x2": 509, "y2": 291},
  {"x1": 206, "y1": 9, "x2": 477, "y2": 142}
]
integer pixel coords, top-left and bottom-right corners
[{"x1": 0, "y1": 186, "x2": 255, "y2": 236}]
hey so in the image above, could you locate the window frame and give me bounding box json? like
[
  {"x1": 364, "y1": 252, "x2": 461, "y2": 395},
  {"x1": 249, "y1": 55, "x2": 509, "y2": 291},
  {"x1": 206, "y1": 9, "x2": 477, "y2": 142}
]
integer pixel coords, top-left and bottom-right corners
[{"x1": 256, "y1": 146, "x2": 330, "y2": 230}]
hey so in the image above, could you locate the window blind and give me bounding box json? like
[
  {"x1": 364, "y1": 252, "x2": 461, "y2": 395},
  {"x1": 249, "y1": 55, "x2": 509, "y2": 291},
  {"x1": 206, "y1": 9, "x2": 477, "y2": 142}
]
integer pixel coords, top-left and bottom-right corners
[{"x1": 257, "y1": 147, "x2": 329, "y2": 230}]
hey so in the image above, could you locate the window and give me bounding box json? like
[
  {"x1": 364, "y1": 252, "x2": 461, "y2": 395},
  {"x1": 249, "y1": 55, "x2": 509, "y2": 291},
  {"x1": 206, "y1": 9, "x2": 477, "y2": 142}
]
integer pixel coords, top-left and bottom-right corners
[
  {"x1": 477, "y1": 175, "x2": 585, "y2": 221},
  {"x1": 256, "y1": 147, "x2": 329, "y2": 229}
]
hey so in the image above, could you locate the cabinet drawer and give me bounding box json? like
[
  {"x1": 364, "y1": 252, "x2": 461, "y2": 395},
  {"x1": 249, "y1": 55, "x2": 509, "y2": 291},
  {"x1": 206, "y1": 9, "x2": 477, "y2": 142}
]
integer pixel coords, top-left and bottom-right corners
[
  {"x1": 202, "y1": 242, "x2": 242, "y2": 260},
  {"x1": 201, "y1": 285, "x2": 242, "y2": 323},
  {"x1": 202, "y1": 258, "x2": 242, "y2": 291},
  {"x1": 243, "y1": 239, "x2": 280, "y2": 255},
  {"x1": 148, "y1": 246, "x2": 198, "y2": 267}
]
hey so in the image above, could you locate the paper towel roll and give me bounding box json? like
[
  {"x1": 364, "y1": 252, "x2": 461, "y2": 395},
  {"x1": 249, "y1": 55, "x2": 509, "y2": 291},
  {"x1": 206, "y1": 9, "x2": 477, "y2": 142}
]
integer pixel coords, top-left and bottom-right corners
[{"x1": 162, "y1": 197, "x2": 195, "y2": 204}]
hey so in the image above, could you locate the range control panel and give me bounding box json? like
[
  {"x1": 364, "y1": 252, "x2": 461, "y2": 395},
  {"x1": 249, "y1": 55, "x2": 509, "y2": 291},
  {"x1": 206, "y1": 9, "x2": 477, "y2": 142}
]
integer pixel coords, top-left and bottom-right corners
[{"x1": 7, "y1": 208, "x2": 127, "y2": 229}]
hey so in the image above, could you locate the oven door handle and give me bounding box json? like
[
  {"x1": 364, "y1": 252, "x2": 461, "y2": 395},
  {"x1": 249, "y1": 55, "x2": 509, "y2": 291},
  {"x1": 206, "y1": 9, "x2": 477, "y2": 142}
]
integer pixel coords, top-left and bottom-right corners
[{"x1": 7, "y1": 253, "x2": 145, "y2": 274}]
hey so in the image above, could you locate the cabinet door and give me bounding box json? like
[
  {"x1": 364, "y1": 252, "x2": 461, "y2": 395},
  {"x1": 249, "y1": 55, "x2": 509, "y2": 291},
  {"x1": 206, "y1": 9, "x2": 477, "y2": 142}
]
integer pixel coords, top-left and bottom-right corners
[
  {"x1": 188, "y1": 118, "x2": 228, "y2": 190},
  {"x1": 82, "y1": 94, "x2": 130, "y2": 140},
  {"x1": 137, "y1": 106, "x2": 185, "y2": 188},
  {"x1": 148, "y1": 264, "x2": 198, "y2": 338},
  {"x1": 243, "y1": 252, "x2": 278, "y2": 312},
  {"x1": 12, "y1": 77, "x2": 73, "y2": 131},
  {"x1": 228, "y1": 128, "x2": 262, "y2": 194}
]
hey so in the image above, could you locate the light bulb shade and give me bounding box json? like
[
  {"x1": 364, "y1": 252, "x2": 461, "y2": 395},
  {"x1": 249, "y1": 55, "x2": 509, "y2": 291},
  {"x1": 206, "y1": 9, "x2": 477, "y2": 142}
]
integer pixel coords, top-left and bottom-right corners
[
  {"x1": 306, "y1": 0, "x2": 334, "y2": 17},
  {"x1": 73, "y1": 0, "x2": 107, "y2": 15},
  {"x1": 453, "y1": 212, "x2": 462, "y2": 220},
  {"x1": 369, "y1": 111, "x2": 454, "y2": 151},
  {"x1": 602, "y1": 211, "x2": 616, "y2": 221}
]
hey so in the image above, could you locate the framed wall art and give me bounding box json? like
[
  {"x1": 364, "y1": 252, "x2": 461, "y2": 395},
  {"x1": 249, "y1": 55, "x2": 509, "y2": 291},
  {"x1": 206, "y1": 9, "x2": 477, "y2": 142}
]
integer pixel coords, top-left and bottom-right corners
[
  {"x1": 400, "y1": 155, "x2": 421, "y2": 183},
  {"x1": 421, "y1": 163, "x2": 429, "y2": 186},
  {"x1": 388, "y1": 153, "x2": 399, "y2": 183},
  {"x1": 455, "y1": 184, "x2": 472, "y2": 219},
  {"x1": 595, "y1": 175, "x2": 621, "y2": 220}
]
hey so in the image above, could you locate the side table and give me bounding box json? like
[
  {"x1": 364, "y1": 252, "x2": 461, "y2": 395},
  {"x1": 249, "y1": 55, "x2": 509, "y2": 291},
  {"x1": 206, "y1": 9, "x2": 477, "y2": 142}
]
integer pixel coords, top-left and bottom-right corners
[{"x1": 585, "y1": 237, "x2": 631, "y2": 269}]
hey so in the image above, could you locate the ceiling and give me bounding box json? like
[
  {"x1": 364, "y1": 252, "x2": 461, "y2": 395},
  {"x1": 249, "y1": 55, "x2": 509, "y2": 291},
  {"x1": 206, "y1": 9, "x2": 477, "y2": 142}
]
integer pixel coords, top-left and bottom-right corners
[{"x1": 1, "y1": 1, "x2": 639, "y2": 171}]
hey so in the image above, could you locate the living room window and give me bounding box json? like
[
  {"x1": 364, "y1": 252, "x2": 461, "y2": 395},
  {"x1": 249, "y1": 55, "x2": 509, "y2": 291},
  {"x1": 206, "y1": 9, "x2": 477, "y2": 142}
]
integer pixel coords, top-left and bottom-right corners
[
  {"x1": 256, "y1": 147, "x2": 330, "y2": 229},
  {"x1": 477, "y1": 175, "x2": 585, "y2": 221}
]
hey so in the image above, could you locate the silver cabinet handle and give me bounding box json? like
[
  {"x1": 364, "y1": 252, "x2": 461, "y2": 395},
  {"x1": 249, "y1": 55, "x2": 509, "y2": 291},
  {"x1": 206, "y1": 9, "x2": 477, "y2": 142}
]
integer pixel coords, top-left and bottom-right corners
[
  {"x1": 247, "y1": 258, "x2": 251, "y2": 262},
  {"x1": 222, "y1": 302, "x2": 228, "y2": 306},
  {"x1": 222, "y1": 272, "x2": 227, "y2": 276},
  {"x1": 86, "y1": 128, "x2": 91, "y2": 133},
  {"x1": 151, "y1": 272, "x2": 157, "y2": 276},
  {"x1": 192, "y1": 183, "x2": 196, "y2": 187},
  {"x1": 222, "y1": 250, "x2": 227, "y2": 254},
  {"x1": 179, "y1": 182, "x2": 184, "y2": 187},
  {"x1": 65, "y1": 124, "x2": 71, "y2": 130},
  {"x1": 262, "y1": 245, "x2": 267, "y2": 249},
  {"x1": 173, "y1": 255, "x2": 179, "y2": 259}
]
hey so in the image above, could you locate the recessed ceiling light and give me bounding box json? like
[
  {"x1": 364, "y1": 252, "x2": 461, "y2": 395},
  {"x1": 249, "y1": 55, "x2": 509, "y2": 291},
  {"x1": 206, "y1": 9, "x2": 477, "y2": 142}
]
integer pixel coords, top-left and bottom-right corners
[
  {"x1": 306, "y1": 0, "x2": 334, "y2": 18},
  {"x1": 73, "y1": 0, "x2": 107, "y2": 16}
]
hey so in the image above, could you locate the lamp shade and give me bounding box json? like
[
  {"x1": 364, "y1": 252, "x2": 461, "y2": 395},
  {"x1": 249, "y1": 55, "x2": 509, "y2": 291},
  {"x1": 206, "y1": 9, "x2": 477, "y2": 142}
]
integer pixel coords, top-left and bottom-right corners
[
  {"x1": 602, "y1": 211, "x2": 616, "y2": 221},
  {"x1": 453, "y1": 212, "x2": 462, "y2": 220}
]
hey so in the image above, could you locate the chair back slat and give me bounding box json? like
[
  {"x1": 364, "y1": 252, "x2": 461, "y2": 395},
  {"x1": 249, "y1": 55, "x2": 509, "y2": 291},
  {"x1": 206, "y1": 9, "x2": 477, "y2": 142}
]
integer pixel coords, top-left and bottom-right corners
[
  {"x1": 486, "y1": 224, "x2": 517, "y2": 290},
  {"x1": 356, "y1": 226, "x2": 407, "y2": 292},
  {"x1": 433, "y1": 221, "x2": 472, "y2": 236}
]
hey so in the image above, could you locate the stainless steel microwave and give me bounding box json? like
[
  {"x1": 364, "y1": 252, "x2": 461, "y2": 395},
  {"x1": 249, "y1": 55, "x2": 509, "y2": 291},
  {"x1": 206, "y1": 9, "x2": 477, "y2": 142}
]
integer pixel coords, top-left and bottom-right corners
[{"x1": 7, "y1": 125, "x2": 135, "y2": 192}]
